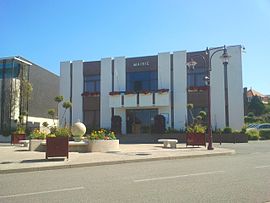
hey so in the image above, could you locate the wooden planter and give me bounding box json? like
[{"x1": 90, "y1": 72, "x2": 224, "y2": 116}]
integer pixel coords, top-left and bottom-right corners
[
  {"x1": 11, "y1": 133, "x2": 26, "y2": 144},
  {"x1": 46, "y1": 137, "x2": 69, "y2": 159},
  {"x1": 186, "y1": 133, "x2": 206, "y2": 147},
  {"x1": 212, "y1": 133, "x2": 248, "y2": 143}
]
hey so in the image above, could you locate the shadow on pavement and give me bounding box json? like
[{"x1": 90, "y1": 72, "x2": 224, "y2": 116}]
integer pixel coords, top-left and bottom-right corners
[
  {"x1": 15, "y1": 149, "x2": 29, "y2": 152},
  {"x1": 21, "y1": 158, "x2": 65, "y2": 163}
]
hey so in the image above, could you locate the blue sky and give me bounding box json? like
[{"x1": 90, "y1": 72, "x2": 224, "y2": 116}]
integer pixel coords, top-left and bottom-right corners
[{"x1": 1, "y1": 0, "x2": 270, "y2": 94}]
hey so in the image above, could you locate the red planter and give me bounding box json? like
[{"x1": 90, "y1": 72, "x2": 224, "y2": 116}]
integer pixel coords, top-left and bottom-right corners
[
  {"x1": 11, "y1": 134, "x2": 26, "y2": 144},
  {"x1": 186, "y1": 133, "x2": 206, "y2": 147},
  {"x1": 46, "y1": 137, "x2": 69, "y2": 159},
  {"x1": 109, "y1": 91, "x2": 121, "y2": 96}
]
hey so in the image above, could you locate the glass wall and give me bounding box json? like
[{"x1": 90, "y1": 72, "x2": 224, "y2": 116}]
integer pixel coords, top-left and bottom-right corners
[
  {"x1": 126, "y1": 109, "x2": 158, "y2": 134},
  {"x1": 84, "y1": 75, "x2": 100, "y2": 92},
  {"x1": 0, "y1": 59, "x2": 29, "y2": 135},
  {"x1": 0, "y1": 62, "x2": 20, "y2": 79},
  {"x1": 187, "y1": 68, "x2": 207, "y2": 87},
  {"x1": 126, "y1": 71, "x2": 157, "y2": 92}
]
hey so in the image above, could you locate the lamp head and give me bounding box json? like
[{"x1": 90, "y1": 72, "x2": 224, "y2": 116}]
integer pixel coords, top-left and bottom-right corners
[
  {"x1": 220, "y1": 46, "x2": 231, "y2": 64},
  {"x1": 186, "y1": 58, "x2": 197, "y2": 70},
  {"x1": 204, "y1": 75, "x2": 210, "y2": 86}
]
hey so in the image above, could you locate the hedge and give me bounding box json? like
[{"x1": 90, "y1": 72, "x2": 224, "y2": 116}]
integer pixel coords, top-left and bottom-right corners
[{"x1": 259, "y1": 130, "x2": 270, "y2": 140}]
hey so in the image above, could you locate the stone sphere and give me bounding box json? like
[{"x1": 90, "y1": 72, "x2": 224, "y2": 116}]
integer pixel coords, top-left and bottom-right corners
[{"x1": 71, "y1": 121, "x2": 86, "y2": 136}]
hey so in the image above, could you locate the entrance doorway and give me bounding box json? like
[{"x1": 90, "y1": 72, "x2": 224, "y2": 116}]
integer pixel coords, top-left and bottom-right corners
[{"x1": 126, "y1": 109, "x2": 158, "y2": 134}]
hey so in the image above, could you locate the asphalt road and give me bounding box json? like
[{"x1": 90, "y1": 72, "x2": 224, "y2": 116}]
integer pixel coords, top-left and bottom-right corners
[{"x1": 0, "y1": 141, "x2": 270, "y2": 203}]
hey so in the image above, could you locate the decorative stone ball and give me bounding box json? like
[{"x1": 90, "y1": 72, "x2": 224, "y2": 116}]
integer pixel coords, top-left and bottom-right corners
[{"x1": 71, "y1": 121, "x2": 86, "y2": 136}]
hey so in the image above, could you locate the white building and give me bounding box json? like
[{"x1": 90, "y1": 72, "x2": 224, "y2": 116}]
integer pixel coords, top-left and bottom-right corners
[{"x1": 59, "y1": 45, "x2": 244, "y2": 134}]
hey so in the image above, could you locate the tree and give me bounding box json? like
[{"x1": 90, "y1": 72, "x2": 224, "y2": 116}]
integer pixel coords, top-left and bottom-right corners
[
  {"x1": 48, "y1": 109, "x2": 56, "y2": 126},
  {"x1": 61, "y1": 101, "x2": 72, "y2": 127},
  {"x1": 187, "y1": 103, "x2": 194, "y2": 125},
  {"x1": 54, "y1": 96, "x2": 63, "y2": 118},
  {"x1": 248, "y1": 96, "x2": 265, "y2": 116}
]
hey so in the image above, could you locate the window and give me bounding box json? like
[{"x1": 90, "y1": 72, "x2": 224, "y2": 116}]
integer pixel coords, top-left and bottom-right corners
[
  {"x1": 187, "y1": 68, "x2": 207, "y2": 87},
  {"x1": 126, "y1": 71, "x2": 157, "y2": 91},
  {"x1": 0, "y1": 62, "x2": 20, "y2": 79},
  {"x1": 84, "y1": 75, "x2": 100, "y2": 92}
]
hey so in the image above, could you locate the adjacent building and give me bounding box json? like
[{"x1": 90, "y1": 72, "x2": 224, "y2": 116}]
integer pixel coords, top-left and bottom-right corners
[
  {"x1": 60, "y1": 45, "x2": 244, "y2": 134},
  {"x1": 0, "y1": 56, "x2": 59, "y2": 135},
  {"x1": 246, "y1": 88, "x2": 269, "y2": 104}
]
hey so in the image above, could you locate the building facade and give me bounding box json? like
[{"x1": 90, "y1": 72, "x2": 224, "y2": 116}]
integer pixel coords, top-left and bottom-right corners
[
  {"x1": 0, "y1": 56, "x2": 59, "y2": 135},
  {"x1": 60, "y1": 45, "x2": 244, "y2": 134}
]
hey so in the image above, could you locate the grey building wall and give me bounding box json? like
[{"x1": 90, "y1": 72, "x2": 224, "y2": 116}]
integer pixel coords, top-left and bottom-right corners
[{"x1": 28, "y1": 64, "x2": 59, "y2": 118}]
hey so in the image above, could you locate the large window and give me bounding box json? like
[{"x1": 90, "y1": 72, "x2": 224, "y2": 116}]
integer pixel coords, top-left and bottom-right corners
[
  {"x1": 126, "y1": 71, "x2": 157, "y2": 91},
  {"x1": 0, "y1": 62, "x2": 20, "y2": 79},
  {"x1": 187, "y1": 68, "x2": 207, "y2": 87},
  {"x1": 84, "y1": 75, "x2": 100, "y2": 92}
]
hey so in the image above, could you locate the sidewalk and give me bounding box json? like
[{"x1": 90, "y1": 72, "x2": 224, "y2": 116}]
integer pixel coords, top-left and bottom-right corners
[{"x1": 0, "y1": 143, "x2": 235, "y2": 174}]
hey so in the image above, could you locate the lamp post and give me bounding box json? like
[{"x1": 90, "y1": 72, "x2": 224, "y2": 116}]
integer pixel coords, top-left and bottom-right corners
[{"x1": 187, "y1": 45, "x2": 230, "y2": 150}]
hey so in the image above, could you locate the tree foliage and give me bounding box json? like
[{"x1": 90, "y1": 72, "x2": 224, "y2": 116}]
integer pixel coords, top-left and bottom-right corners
[
  {"x1": 248, "y1": 96, "x2": 265, "y2": 116},
  {"x1": 54, "y1": 96, "x2": 63, "y2": 103}
]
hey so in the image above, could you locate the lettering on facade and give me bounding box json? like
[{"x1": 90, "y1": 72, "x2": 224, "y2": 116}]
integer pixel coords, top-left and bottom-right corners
[{"x1": 132, "y1": 61, "x2": 150, "y2": 67}]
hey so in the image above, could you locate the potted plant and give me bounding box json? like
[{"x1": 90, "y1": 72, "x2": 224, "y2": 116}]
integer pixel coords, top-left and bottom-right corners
[
  {"x1": 186, "y1": 124, "x2": 206, "y2": 147},
  {"x1": 87, "y1": 129, "x2": 119, "y2": 152},
  {"x1": 157, "y1": 89, "x2": 169, "y2": 94},
  {"x1": 140, "y1": 90, "x2": 151, "y2": 95},
  {"x1": 46, "y1": 127, "x2": 70, "y2": 159},
  {"x1": 124, "y1": 90, "x2": 136, "y2": 95},
  {"x1": 11, "y1": 114, "x2": 26, "y2": 144},
  {"x1": 109, "y1": 91, "x2": 121, "y2": 96},
  {"x1": 29, "y1": 128, "x2": 47, "y2": 151}
]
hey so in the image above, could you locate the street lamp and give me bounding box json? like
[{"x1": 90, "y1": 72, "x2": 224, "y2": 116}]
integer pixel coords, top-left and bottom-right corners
[{"x1": 187, "y1": 45, "x2": 230, "y2": 150}]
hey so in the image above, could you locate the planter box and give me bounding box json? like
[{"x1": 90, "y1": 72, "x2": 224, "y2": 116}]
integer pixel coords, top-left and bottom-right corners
[
  {"x1": 46, "y1": 137, "x2": 69, "y2": 159},
  {"x1": 29, "y1": 139, "x2": 45, "y2": 151},
  {"x1": 11, "y1": 134, "x2": 26, "y2": 144},
  {"x1": 88, "y1": 140, "x2": 119, "y2": 152},
  {"x1": 186, "y1": 133, "x2": 206, "y2": 147},
  {"x1": 212, "y1": 133, "x2": 248, "y2": 143}
]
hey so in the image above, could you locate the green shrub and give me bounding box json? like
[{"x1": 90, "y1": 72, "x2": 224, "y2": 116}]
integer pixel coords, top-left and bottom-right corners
[
  {"x1": 246, "y1": 129, "x2": 260, "y2": 140},
  {"x1": 30, "y1": 129, "x2": 46, "y2": 140},
  {"x1": 187, "y1": 124, "x2": 206, "y2": 134},
  {"x1": 223, "y1": 127, "x2": 232, "y2": 134},
  {"x1": 259, "y1": 129, "x2": 270, "y2": 140},
  {"x1": 54, "y1": 128, "x2": 71, "y2": 137},
  {"x1": 232, "y1": 130, "x2": 241, "y2": 134},
  {"x1": 88, "y1": 129, "x2": 116, "y2": 140},
  {"x1": 241, "y1": 126, "x2": 247, "y2": 133},
  {"x1": 247, "y1": 112, "x2": 255, "y2": 117},
  {"x1": 244, "y1": 116, "x2": 263, "y2": 123}
]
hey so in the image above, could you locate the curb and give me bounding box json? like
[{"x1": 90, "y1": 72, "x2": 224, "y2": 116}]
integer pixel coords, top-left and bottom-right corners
[{"x1": 0, "y1": 150, "x2": 235, "y2": 174}]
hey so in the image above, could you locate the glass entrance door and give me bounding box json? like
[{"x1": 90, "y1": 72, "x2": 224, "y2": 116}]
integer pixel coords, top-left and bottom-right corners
[{"x1": 126, "y1": 109, "x2": 158, "y2": 134}]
